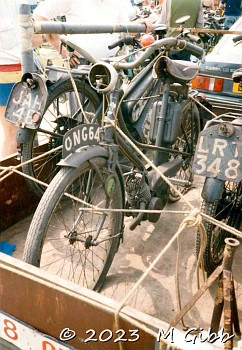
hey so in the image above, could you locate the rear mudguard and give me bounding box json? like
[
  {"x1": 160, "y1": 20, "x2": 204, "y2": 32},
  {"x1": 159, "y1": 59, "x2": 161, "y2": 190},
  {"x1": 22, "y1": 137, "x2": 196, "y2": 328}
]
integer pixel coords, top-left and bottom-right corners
[
  {"x1": 201, "y1": 177, "x2": 224, "y2": 202},
  {"x1": 16, "y1": 127, "x2": 34, "y2": 144},
  {"x1": 58, "y1": 145, "x2": 125, "y2": 208}
]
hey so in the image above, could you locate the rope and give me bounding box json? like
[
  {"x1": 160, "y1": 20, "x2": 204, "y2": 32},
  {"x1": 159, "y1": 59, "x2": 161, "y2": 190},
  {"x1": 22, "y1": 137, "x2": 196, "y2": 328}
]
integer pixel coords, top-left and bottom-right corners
[
  {"x1": 0, "y1": 167, "x2": 14, "y2": 182},
  {"x1": 0, "y1": 145, "x2": 63, "y2": 183},
  {"x1": 66, "y1": 56, "x2": 89, "y2": 124},
  {"x1": 1, "y1": 50, "x2": 241, "y2": 347},
  {"x1": 10, "y1": 164, "x2": 242, "y2": 243},
  {"x1": 201, "y1": 212, "x2": 242, "y2": 239},
  {"x1": 114, "y1": 209, "x2": 205, "y2": 350},
  {"x1": 175, "y1": 209, "x2": 207, "y2": 331},
  {"x1": 189, "y1": 94, "x2": 218, "y2": 119}
]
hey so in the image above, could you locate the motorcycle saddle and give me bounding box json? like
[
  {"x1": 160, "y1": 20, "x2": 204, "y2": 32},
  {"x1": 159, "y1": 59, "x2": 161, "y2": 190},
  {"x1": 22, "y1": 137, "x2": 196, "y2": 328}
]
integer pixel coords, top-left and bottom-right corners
[{"x1": 153, "y1": 56, "x2": 200, "y2": 82}]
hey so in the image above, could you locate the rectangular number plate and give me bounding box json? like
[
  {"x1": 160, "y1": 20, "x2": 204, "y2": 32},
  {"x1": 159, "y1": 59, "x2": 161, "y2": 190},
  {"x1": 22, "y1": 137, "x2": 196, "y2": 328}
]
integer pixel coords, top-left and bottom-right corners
[
  {"x1": 0, "y1": 311, "x2": 76, "y2": 350},
  {"x1": 192, "y1": 125, "x2": 242, "y2": 182},
  {"x1": 62, "y1": 124, "x2": 100, "y2": 159},
  {"x1": 5, "y1": 74, "x2": 47, "y2": 129},
  {"x1": 232, "y1": 82, "x2": 242, "y2": 94}
]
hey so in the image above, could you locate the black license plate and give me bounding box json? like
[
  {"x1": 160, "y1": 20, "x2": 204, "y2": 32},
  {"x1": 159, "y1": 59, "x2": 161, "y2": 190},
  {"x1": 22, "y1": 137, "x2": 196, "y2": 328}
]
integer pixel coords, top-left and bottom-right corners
[
  {"x1": 5, "y1": 74, "x2": 47, "y2": 129},
  {"x1": 192, "y1": 125, "x2": 242, "y2": 182},
  {"x1": 62, "y1": 124, "x2": 100, "y2": 158}
]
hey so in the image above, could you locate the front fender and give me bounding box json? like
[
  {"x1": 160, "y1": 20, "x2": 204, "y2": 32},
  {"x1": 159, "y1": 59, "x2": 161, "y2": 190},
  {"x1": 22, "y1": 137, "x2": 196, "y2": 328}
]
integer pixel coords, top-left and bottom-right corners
[
  {"x1": 58, "y1": 145, "x2": 125, "y2": 209},
  {"x1": 202, "y1": 177, "x2": 224, "y2": 202},
  {"x1": 16, "y1": 127, "x2": 34, "y2": 144},
  {"x1": 58, "y1": 145, "x2": 108, "y2": 168}
]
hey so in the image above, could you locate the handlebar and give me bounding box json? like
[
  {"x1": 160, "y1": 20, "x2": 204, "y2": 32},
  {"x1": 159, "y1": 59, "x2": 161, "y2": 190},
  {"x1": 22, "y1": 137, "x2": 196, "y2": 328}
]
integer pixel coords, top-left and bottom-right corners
[
  {"x1": 184, "y1": 41, "x2": 204, "y2": 57},
  {"x1": 60, "y1": 32, "x2": 203, "y2": 72},
  {"x1": 233, "y1": 35, "x2": 242, "y2": 43},
  {"x1": 114, "y1": 37, "x2": 204, "y2": 70},
  {"x1": 183, "y1": 30, "x2": 201, "y2": 44},
  {"x1": 185, "y1": 33, "x2": 201, "y2": 45}
]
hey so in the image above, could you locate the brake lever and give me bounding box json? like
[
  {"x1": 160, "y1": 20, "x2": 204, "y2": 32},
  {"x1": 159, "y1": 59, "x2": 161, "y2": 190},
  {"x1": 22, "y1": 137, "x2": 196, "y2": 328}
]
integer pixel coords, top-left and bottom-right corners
[
  {"x1": 235, "y1": 40, "x2": 242, "y2": 46},
  {"x1": 59, "y1": 41, "x2": 64, "y2": 55},
  {"x1": 201, "y1": 51, "x2": 206, "y2": 64}
]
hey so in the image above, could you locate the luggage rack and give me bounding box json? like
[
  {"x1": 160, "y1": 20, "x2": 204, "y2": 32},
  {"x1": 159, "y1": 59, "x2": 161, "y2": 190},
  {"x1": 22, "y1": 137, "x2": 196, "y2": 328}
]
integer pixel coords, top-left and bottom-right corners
[{"x1": 205, "y1": 111, "x2": 242, "y2": 128}]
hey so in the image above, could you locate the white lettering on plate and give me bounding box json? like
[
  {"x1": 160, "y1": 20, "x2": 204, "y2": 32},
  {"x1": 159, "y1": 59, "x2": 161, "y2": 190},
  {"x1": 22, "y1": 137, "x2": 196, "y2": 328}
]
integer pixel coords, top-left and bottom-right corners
[
  {"x1": 198, "y1": 136, "x2": 209, "y2": 153},
  {"x1": 212, "y1": 139, "x2": 227, "y2": 157}
]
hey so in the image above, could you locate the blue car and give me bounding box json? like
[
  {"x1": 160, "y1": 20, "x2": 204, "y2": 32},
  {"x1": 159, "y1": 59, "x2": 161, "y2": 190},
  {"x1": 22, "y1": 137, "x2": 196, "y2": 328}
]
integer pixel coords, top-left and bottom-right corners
[{"x1": 192, "y1": 17, "x2": 242, "y2": 114}]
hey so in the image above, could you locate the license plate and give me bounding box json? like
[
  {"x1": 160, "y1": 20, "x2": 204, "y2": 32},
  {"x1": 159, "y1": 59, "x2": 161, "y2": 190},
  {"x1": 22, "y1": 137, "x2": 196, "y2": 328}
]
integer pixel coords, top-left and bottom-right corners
[
  {"x1": 0, "y1": 311, "x2": 76, "y2": 350},
  {"x1": 62, "y1": 124, "x2": 100, "y2": 158},
  {"x1": 192, "y1": 125, "x2": 242, "y2": 182},
  {"x1": 5, "y1": 74, "x2": 48, "y2": 129},
  {"x1": 232, "y1": 82, "x2": 242, "y2": 94}
]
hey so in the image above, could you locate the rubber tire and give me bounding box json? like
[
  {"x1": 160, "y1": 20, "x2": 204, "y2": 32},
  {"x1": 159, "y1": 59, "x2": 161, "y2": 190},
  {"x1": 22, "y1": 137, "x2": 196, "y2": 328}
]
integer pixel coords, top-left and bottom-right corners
[
  {"x1": 168, "y1": 103, "x2": 200, "y2": 202},
  {"x1": 21, "y1": 79, "x2": 101, "y2": 198},
  {"x1": 196, "y1": 200, "x2": 218, "y2": 275},
  {"x1": 23, "y1": 157, "x2": 124, "y2": 292},
  {"x1": 196, "y1": 184, "x2": 242, "y2": 275}
]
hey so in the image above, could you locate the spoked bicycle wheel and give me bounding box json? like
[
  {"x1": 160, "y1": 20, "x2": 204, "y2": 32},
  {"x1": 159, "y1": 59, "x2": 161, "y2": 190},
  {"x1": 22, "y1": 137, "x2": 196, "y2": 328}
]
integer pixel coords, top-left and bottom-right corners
[
  {"x1": 23, "y1": 157, "x2": 124, "y2": 291},
  {"x1": 22, "y1": 78, "x2": 101, "y2": 197},
  {"x1": 168, "y1": 102, "x2": 200, "y2": 201},
  {"x1": 196, "y1": 181, "x2": 242, "y2": 275}
]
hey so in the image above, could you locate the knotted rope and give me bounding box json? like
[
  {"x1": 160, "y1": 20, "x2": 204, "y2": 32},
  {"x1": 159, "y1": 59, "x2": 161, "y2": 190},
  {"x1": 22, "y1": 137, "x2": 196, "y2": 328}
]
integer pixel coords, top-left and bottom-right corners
[{"x1": 114, "y1": 209, "x2": 207, "y2": 350}]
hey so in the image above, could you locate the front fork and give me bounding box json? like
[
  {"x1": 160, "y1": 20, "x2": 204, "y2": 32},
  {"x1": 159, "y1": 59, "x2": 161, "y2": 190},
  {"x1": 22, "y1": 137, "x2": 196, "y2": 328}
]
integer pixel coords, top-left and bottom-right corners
[
  {"x1": 103, "y1": 90, "x2": 121, "y2": 142},
  {"x1": 15, "y1": 127, "x2": 34, "y2": 160}
]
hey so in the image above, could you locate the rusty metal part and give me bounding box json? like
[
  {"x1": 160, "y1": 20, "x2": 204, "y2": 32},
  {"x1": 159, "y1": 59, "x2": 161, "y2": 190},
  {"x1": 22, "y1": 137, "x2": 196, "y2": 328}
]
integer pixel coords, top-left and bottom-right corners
[
  {"x1": 223, "y1": 269, "x2": 234, "y2": 350},
  {"x1": 211, "y1": 276, "x2": 224, "y2": 334},
  {"x1": 169, "y1": 265, "x2": 223, "y2": 328},
  {"x1": 217, "y1": 123, "x2": 235, "y2": 138},
  {"x1": 210, "y1": 238, "x2": 240, "y2": 350},
  {"x1": 223, "y1": 238, "x2": 240, "y2": 271},
  {"x1": 170, "y1": 237, "x2": 240, "y2": 350}
]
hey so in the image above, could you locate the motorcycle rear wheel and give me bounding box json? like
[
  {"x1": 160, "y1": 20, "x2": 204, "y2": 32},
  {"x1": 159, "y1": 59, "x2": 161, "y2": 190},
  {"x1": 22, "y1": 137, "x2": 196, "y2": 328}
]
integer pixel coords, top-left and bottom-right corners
[
  {"x1": 196, "y1": 181, "x2": 242, "y2": 275},
  {"x1": 21, "y1": 79, "x2": 100, "y2": 198}
]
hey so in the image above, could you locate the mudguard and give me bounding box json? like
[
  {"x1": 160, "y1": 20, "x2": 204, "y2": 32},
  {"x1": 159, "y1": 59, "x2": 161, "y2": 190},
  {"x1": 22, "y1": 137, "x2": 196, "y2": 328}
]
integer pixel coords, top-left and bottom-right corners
[
  {"x1": 201, "y1": 177, "x2": 224, "y2": 202},
  {"x1": 58, "y1": 145, "x2": 108, "y2": 168},
  {"x1": 58, "y1": 145, "x2": 125, "y2": 206},
  {"x1": 16, "y1": 127, "x2": 34, "y2": 144}
]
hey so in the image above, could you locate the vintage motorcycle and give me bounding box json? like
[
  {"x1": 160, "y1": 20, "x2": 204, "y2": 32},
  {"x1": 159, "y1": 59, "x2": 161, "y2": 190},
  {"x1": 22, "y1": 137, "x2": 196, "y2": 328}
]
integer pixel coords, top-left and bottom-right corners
[
  {"x1": 193, "y1": 35, "x2": 242, "y2": 274},
  {"x1": 22, "y1": 20, "x2": 206, "y2": 290}
]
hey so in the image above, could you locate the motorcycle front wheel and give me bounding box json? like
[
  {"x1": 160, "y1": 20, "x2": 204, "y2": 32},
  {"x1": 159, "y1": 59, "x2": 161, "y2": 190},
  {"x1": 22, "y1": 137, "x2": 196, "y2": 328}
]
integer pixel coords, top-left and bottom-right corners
[
  {"x1": 23, "y1": 157, "x2": 124, "y2": 291},
  {"x1": 168, "y1": 102, "x2": 200, "y2": 201},
  {"x1": 196, "y1": 181, "x2": 242, "y2": 275}
]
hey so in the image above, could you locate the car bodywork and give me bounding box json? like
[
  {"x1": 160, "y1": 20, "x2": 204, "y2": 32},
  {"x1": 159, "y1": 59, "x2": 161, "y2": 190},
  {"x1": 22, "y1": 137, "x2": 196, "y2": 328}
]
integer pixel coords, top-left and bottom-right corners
[{"x1": 192, "y1": 17, "x2": 242, "y2": 113}]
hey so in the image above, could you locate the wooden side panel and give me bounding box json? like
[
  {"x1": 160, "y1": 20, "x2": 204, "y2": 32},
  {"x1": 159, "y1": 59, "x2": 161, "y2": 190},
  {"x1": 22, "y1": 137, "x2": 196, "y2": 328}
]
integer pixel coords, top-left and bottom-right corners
[
  {"x1": 0, "y1": 254, "x2": 156, "y2": 350},
  {"x1": 0, "y1": 156, "x2": 39, "y2": 232}
]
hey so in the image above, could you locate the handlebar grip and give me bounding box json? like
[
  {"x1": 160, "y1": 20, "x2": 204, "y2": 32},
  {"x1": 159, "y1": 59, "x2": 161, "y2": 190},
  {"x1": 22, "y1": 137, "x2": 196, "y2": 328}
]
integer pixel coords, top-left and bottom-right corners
[
  {"x1": 186, "y1": 33, "x2": 201, "y2": 45},
  {"x1": 108, "y1": 36, "x2": 138, "y2": 50},
  {"x1": 123, "y1": 36, "x2": 136, "y2": 46},
  {"x1": 108, "y1": 39, "x2": 123, "y2": 50},
  {"x1": 184, "y1": 42, "x2": 204, "y2": 58},
  {"x1": 233, "y1": 35, "x2": 242, "y2": 43}
]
